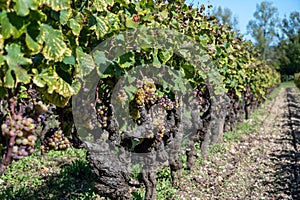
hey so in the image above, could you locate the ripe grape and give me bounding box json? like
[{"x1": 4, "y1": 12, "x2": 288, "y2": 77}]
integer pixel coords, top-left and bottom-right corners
[
  {"x1": 1, "y1": 113, "x2": 37, "y2": 160},
  {"x1": 42, "y1": 129, "x2": 71, "y2": 152}
]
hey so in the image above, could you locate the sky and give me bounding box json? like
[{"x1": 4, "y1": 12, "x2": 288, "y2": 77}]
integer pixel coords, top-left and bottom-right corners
[{"x1": 185, "y1": 0, "x2": 300, "y2": 41}]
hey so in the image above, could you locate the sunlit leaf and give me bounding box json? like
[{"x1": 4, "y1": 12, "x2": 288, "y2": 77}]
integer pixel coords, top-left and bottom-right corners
[
  {"x1": 42, "y1": 0, "x2": 70, "y2": 11},
  {"x1": 68, "y1": 18, "x2": 81, "y2": 36},
  {"x1": 0, "y1": 34, "x2": 3, "y2": 50},
  {"x1": 13, "y1": 0, "x2": 38, "y2": 16},
  {"x1": 4, "y1": 44, "x2": 32, "y2": 88},
  {"x1": 125, "y1": 17, "x2": 138, "y2": 28},
  {"x1": 33, "y1": 68, "x2": 74, "y2": 98},
  {"x1": 63, "y1": 55, "x2": 75, "y2": 65},
  {"x1": 93, "y1": 0, "x2": 107, "y2": 12},
  {"x1": 39, "y1": 24, "x2": 69, "y2": 62},
  {"x1": 94, "y1": 15, "x2": 109, "y2": 39}
]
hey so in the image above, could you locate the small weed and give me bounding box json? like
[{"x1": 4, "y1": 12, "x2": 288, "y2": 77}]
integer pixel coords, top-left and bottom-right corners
[
  {"x1": 132, "y1": 188, "x2": 145, "y2": 200},
  {"x1": 208, "y1": 144, "x2": 226, "y2": 155},
  {"x1": 132, "y1": 168, "x2": 177, "y2": 200}
]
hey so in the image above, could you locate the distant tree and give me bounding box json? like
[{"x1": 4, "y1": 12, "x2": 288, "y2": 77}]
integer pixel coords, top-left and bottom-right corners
[
  {"x1": 275, "y1": 11, "x2": 300, "y2": 76},
  {"x1": 281, "y1": 11, "x2": 300, "y2": 40},
  {"x1": 212, "y1": 6, "x2": 239, "y2": 30},
  {"x1": 247, "y1": 1, "x2": 280, "y2": 60}
]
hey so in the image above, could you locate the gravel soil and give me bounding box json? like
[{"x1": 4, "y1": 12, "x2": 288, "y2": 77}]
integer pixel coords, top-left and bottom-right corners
[{"x1": 174, "y1": 87, "x2": 300, "y2": 200}]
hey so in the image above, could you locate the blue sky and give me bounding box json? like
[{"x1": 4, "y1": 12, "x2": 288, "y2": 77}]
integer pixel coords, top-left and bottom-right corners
[{"x1": 186, "y1": 0, "x2": 300, "y2": 41}]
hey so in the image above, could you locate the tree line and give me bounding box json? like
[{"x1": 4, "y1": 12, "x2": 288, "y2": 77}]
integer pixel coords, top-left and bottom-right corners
[{"x1": 211, "y1": 1, "x2": 300, "y2": 80}]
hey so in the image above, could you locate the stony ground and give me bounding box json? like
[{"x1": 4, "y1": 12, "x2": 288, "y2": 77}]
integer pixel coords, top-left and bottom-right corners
[{"x1": 174, "y1": 87, "x2": 300, "y2": 200}]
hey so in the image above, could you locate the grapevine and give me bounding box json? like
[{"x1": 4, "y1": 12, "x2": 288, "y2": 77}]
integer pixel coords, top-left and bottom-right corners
[{"x1": 0, "y1": 0, "x2": 282, "y2": 199}]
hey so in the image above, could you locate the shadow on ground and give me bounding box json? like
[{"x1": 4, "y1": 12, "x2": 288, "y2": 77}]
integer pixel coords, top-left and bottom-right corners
[
  {"x1": 264, "y1": 88, "x2": 300, "y2": 199},
  {"x1": 0, "y1": 159, "x2": 96, "y2": 200}
]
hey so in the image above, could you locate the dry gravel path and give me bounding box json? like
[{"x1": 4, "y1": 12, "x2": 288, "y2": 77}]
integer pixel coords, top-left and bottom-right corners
[{"x1": 174, "y1": 87, "x2": 300, "y2": 200}]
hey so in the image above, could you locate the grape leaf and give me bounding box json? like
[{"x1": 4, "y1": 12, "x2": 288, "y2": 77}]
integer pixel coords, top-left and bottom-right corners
[
  {"x1": 76, "y1": 47, "x2": 96, "y2": 78},
  {"x1": 93, "y1": 0, "x2": 107, "y2": 12},
  {"x1": 39, "y1": 24, "x2": 69, "y2": 62},
  {"x1": 4, "y1": 44, "x2": 32, "y2": 88},
  {"x1": 60, "y1": 9, "x2": 72, "y2": 24},
  {"x1": 33, "y1": 68, "x2": 74, "y2": 98},
  {"x1": 68, "y1": 18, "x2": 81, "y2": 36},
  {"x1": 0, "y1": 12, "x2": 22, "y2": 39},
  {"x1": 42, "y1": 0, "x2": 70, "y2": 11},
  {"x1": 13, "y1": 0, "x2": 38, "y2": 16},
  {"x1": 94, "y1": 15, "x2": 109, "y2": 39},
  {"x1": 125, "y1": 17, "x2": 138, "y2": 28},
  {"x1": 25, "y1": 32, "x2": 41, "y2": 54}
]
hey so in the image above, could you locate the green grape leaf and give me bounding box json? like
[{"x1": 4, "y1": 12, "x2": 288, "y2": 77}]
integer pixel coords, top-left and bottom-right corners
[
  {"x1": 152, "y1": 49, "x2": 161, "y2": 68},
  {"x1": 71, "y1": 79, "x2": 81, "y2": 95},
  {"x1": 125, "y1": 17, "x2": 138, "y2": 28},
  {"x1": 4, "y1": 71, "x2": 14, "y2": 88},
  {"x1": 13, "y1": 0, "x2": 38, "y2": 16},
  {"x1": 4, "y1": 44, "x2": 32, "y2": 88},
  {"x1": 158, "y1": 50, "x2": 173, "y2": 64},
  {"x1": 31, "y1": 69, "x2": 45, "y2": 87},
  {"x1": 0, "y1": 87, "x2": 7, "y2": 98},
  {"x1": 118, "y1": 52, "x2": 135, "y2": 69},
  {"x1": 0, "y1": 54, "x2": 4, "y2": 66},
  {"x1": 93, "y1": 50, "x2": 112, "y2": 78},
  {"x1": 107, "y1": 12, "x2": 122, "y2": 31},
  {"x1": 42, "y1": 0, "x2": 70, "y2": 11},
  {"x1": 124, "y1": 85, "x2": 138, "y2": 101},
  {"x1": 68, "y1": 18, "x2": 81, "y2": 36},
  {"x1": 39, "y1": 88, "x2": 71, "y2": 107},
  {"x1": 76, "y1": 47, "x2": 96, "y2": 78},
  {"x1": 39, "y1": 24, "x2": 69, "y2": 62},
  {"x1": 0, "y1": 12, "x2": 23, "y2": 39},
  {"x1": 63, "y1": 55, "x2": 75, "y2": 65},
  {"x1": 60, "y1": 9, "x2": 72, "y2": 24},
  {"x1": 25, "y1": 32, "x2": 41, "y2": 54}
]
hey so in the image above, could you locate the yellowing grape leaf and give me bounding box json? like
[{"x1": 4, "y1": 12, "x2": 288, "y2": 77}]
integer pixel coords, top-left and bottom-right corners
[
  {"x1": 33, "y1": 68, "x2": 74, "y2": 98},
  {"x1": 68, "y1": 18, "x2": 81, "y2": 36},
  {"x1": 42, "y1": 0, "x2": 70, "y2": 11},
  {"x1": 93, "y1": 0, "x2": 107, "y2": 12},
  {"x1": 94, "y1": 15, "x2": 109, "y2": 39},
  {"x1": 39, "y1": 24, "x2": 69, "y2": 62}
]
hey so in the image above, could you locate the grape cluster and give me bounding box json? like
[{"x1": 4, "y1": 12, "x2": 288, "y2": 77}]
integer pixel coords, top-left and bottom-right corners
[
  {"x1": 157, "y1": 94, "x2": 176, "y2": 110},
  {"x1": 96, "y1": 79, "x2": 113, "y2": 129},
  {"x1": 1, "y1": 114, "x2": 37, "y2": 160},
  {"x1": 41, "y1": 129, "x2": 70, "y2": 152},
  {"x1": 153, "y1": 116, "x2": 166, "y2": 142},
  {"x1": 128, "y1": 78, "x2": 157, "y2": 123},
  {"x1": 96, "y1": 104, "x2": 109, "y2": 128},
  {"x1": 135, "y1": 77, "x2": 156, "y2": 107}
]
